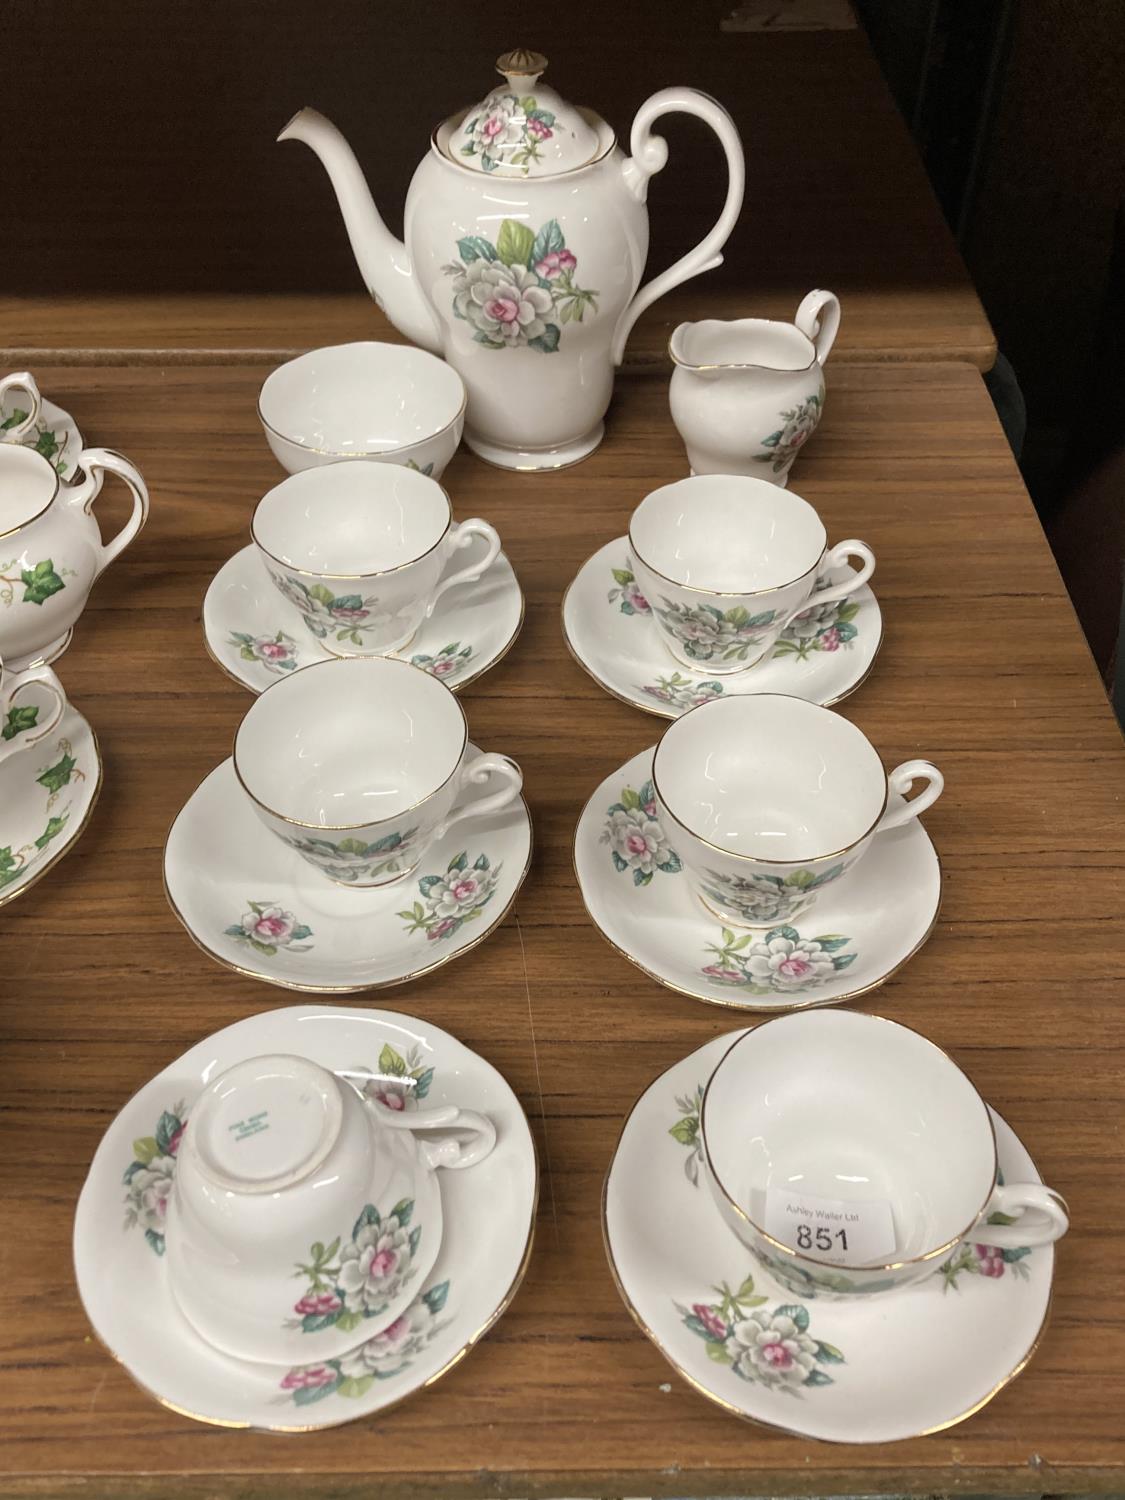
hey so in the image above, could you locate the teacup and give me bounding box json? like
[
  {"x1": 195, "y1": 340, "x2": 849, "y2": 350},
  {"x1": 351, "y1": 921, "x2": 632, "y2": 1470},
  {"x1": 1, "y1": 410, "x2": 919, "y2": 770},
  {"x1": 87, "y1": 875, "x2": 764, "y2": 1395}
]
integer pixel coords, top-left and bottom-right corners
[
  {"x1": 0, "y1": 660, "x2": 65, "y2": 765},
  {"x1": 651, "y1": 694, "x2": 943, "y2": 928},
  {"x1": 258, "y1": 342, "x2": 466, "y2": 478},
  {"x1": 627, "y1": 474, "x2": 874, "y2": 673},
  {"x1": 165, "y1": 1052, "x2": 495, "y2": 1364},
  {"x1": 233, "y1": 655, "x2": 523, "y2": 887},
  {"x1": 252, "y1": 461, "x2": 501, "y2": 657},
  {"x1": 701, "y1": 1011, "x2": 1069, "y2": 1298},
  {"x1": 0, "y1": 372, "x2": 42, "y2": 445}
]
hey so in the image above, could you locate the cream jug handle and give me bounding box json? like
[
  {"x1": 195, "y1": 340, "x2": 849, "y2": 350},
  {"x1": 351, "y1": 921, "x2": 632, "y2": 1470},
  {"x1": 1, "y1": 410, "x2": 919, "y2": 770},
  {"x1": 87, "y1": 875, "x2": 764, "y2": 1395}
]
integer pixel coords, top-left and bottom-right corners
[
  {"x1": 68, "y1": 448, "x2": 150, "y2": 577},
  {"x1": 613, "y1": 88, "x2": 745, "y2": 365},
  {"x1": 795, "y1": 289, "x2": 841, "y2": 365},
  {"x1": 0, "y1": 372, "x2": 42, "y2": 441}
]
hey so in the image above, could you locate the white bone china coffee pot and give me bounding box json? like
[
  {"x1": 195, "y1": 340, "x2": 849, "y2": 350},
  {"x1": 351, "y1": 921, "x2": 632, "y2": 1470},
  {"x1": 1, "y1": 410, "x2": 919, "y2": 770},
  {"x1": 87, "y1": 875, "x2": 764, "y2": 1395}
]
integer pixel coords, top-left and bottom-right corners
[{"x1": 280, "y1": 49, "x2": 745, "y2": 471}]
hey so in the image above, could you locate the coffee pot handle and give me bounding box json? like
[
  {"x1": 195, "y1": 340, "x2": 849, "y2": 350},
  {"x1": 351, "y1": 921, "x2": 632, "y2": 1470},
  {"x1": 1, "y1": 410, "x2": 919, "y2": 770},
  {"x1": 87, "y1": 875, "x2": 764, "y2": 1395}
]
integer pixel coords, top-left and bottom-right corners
[
  {"x1": 0, "y1": 372, "x2": 43, "y2": 441},
  {"x1": 795, "y1": 290, "x2": 841, "y2": 365},
  {"x1": 367, "y1": 1098, "x2": 497, "y2": 1171},
  {"x1": 68, "y1": 448, "x2": 150, "y2": 577},
  {"x1": 613, "y1": 88, "x2": 745, "y2": 365}
]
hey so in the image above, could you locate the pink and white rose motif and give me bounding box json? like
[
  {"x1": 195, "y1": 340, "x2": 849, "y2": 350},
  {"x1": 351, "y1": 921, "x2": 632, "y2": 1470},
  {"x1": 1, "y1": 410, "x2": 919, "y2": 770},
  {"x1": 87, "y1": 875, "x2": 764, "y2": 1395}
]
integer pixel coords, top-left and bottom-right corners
[
  {"x1": 242, "y1": 905, "x2": 296, "y2": 945},
  {"x1": 336, "y1": 1212, "x2": 413, "y2": 1316},
  {"x1": 535, "y1": 249, "x2": 577, "y2": 280},
  {"x1": 452, "y1": 261, "x2": 554, "y2": 348},
  {"x1": 731, "y1": 1310, "x2": 819, "y2": 1389}
]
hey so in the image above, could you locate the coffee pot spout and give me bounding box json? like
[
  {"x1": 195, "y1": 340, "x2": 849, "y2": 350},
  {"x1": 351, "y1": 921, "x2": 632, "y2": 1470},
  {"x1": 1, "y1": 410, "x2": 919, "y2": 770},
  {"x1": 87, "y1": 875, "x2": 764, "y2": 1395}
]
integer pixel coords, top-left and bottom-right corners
[{"x1": 278, "y1": 108, "x2": 442, "y2": 353}]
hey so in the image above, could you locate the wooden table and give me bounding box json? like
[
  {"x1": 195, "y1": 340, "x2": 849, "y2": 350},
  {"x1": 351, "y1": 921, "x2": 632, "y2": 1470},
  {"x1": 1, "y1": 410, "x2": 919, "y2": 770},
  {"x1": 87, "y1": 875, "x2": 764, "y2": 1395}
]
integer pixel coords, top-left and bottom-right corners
[{"x1": 2, "y1": 361, "x2": 1123, "y2": 1497}]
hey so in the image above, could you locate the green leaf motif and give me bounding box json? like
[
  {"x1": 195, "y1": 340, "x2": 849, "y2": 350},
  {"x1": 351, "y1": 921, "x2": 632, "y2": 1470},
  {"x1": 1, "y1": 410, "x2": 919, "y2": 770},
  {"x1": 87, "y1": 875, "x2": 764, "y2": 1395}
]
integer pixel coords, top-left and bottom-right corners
[
  {"x1": 20, "y1": 558, "x2": 65, "y2": 606},
  {"x1": 292, "y1": 1376, "x2": 341, "y2": 1406},
  {"x1": 774, "y1": 1302, "x2": 810, "y2": 1332},
  {"x1": 457, "y1": 234, "x2": 497, "y2": 263},
  {"x1": 333, "y1": 1309, "x2": 363, "y2": 1334},
  {"x1": 132, "y1": 1135, "x2": 159, "y2": 1165},
  {"x1": 496, "y1": 218, "x2": 536, "y2": 269},
  {"x1": 815, "y1": 1340, "x2": 845, "y2": 1364},
  {"x1": 611, "y1": 567, "x2": 634, "y2": 586},
  {"x1": 351, "y1": 1203, "x2": 381, "y2": 1240},
  {"x1": 0, "y1": 408, "x2": 28, "y2": 431},
  {"x1": 668, "y1": 1117, "x2": 698, "y2": 1146},
  {"x1": 35, "y1": 814, "x2": 68, "y2": 849},
  {"x1": 804, "y1": 1369, "x2": 834, "y2": 1387},
  {"x1": 379, "y1": 1042, "x2": 406, "y2": 1076},
  {"x1": 530, "y1": 218, "x2": 565, "y2": 267},
  {"x1": 705, "y1": 1341, "x2": 733, "y2": 1364},
  {"x1": 527, "y1": 324, "x2": 561, "y2": 354},
  {"x1": 336, "y1": 1374, "x2": 374, "y2": 1399},
  {"x1": 423, "y1": 1278, "x2": 450, "y2": 1315},
  {"x1": 2, "y1": 704, "x2": 38, "y2": 740}
]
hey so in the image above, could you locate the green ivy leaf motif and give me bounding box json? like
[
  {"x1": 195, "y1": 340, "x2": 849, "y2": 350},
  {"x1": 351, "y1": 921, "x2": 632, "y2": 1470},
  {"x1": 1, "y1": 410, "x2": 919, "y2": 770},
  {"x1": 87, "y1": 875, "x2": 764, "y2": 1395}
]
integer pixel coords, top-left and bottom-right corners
[
  {"x1": 36, "y1": 751, "x2": 76, "y2": 792},
  {"x1": 20, "y1": 559, "x2": 66, "y2": 606},
  {"x1": 2, "y1": 704, "x2": 38, "y2": 740},
  {"x1": 35, "y1": 814, "x2": 68, "y2": 849}
]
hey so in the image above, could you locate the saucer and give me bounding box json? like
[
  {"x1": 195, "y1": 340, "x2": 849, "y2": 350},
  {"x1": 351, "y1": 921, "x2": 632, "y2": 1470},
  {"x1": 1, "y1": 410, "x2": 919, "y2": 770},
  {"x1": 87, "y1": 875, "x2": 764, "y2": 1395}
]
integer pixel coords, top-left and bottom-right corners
[
  {"x1": 604, "y1": 1031, "x2": 1052, "y2": 1443},
  {"x1": 0, "y1": 394, "x2": 83, "y2": 479},
  {"x1": 164, "y1": 743, "x2": 532, "y2": 992},
  {"x1": 0, "y1": 702, "x2": 102, "y2": 908},
  {"x1": 562, "y1": 538, "x2": 881, "y2": 717},
  {"x1": 575, "y1": 746, "x2": 940, "y2": 1011},
  {"x1": 74, "y1": 1004, "x2": 537, "y2": 1430},
  {"x1": 203, "y1": 542, "x2": 523, "y2": 694}
]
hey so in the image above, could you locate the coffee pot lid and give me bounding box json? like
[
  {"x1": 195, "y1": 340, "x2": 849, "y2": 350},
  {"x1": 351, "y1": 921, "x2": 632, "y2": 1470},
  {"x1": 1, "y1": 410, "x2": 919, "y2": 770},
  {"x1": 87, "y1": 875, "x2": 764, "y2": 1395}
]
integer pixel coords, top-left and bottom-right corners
[{"x1": 445, "y1": 50, "x2": 605, "y2": 176}]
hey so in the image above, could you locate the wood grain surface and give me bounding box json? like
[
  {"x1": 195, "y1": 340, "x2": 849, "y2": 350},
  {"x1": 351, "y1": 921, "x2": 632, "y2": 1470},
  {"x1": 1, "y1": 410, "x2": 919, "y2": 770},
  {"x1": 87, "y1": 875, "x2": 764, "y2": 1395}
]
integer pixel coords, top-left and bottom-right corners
[
  {"x1": 1, "y1": 362, "x2": 1122, "y2": 1497},
  {"x1": 0, "y1": 284, "x2": 995, "y2": 371}
]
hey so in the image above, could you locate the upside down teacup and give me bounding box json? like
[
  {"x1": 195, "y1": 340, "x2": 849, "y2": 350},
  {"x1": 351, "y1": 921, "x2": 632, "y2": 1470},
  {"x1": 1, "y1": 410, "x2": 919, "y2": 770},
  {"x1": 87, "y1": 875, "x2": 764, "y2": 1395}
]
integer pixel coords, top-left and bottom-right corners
[
  {"x1": 165, "y1": 1051, "x2": 495, "y2": 1364},
  {"x1": 233, "y1": 655, "x2": 523, "y2": 888},
  {"x1": 651, "y1": 694, "x2": 943, "y2": 928},
  {"x1": 252, "y1": 461, "x2": 502, "y2": 657},
  {"x1": 701, "y1": 1010, "x2": 1069, "y2": 1298},
  {"x1": 627, "y1": 474, "x2": 874, "y2": 673},
  {"x1": 0, "y1": 659, "x2": 66, "y2": 764}
]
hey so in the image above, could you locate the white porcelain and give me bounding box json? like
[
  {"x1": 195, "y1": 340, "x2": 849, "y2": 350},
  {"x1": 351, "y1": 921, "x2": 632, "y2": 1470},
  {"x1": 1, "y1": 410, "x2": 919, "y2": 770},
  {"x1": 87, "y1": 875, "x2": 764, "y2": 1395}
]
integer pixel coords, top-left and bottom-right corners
[
  {"x1": 574, "y1": 744, "x2": 940, "y2": 1010},
  {"x1": 166, "y1": 1050, "x2": 494, "y2": 1366},
  {"x1": 605, "y1": 1029, "x2": 1056, "y2": 1442},
  {"x1": 233, "y1": 656, "x2": 522, "y2": 889},
  {"x1": 164, "y1": 739, "x2": 531, "y2": 991},
  {"x1": 0, "y1": 697, "x2": 101, "y2": 908},
  {"x1": 703, "y1": 1012, "x2": 1068, "y2": 1301},
  {"x1": 259, "y1": 342, "x2": 466, "y2": 478},
  {"x1": 0, "y1": 443, "x2": 149, "y2": 669},
  {"x1": 74, "y1": 1004, "x2": 537, "y2": 1430},
  {"x1": 0, "y1": 660, "x2": 65, "y2": 766},
  {"x1": 653, "y1": 694, "x2": 943, "y2": 929},
  {"x1": 204, "y1": 541, "x2": 523, "y2": 695},
  {"x1": 278, "y1": 51, "x2": 744, "y2": 469},
  {"x1": 628, "y1": 475, "x2": 874, "y2": 674},
  {"x1": 563, "y1": 538, "x2": 881, "y2": 716},
  {"x1": 1, "y1": 374, "x2": 83, "y2": 479},
  {"x1": 669, "y1": 290, "x2": 839, "y2": 482},
  {"x1": 253, "y1": 462, "x2": 501, "y2": 657}
]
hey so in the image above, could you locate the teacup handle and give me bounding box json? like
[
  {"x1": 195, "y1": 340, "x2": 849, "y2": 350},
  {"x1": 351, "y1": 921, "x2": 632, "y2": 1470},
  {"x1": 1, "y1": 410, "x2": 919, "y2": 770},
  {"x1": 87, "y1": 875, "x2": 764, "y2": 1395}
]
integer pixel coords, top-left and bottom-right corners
[
  {"x1": 969, "y1": 1181, "x2": 1069, "y2": 1250},
  {"x1": 433, "y1": 752, "x2": 523, "y2": 840},
  {"x1": 68, "y1": 448, "x2": 150, "y2": 576},
  {"x1": 779, "y1": 540, "x2": 875, "y2": 631},
  {"x1": 795, "y1": 290, "x2": 841, "y2": 366},
  {"x1": 367, "y1": 1098, "x2": 496, "y2": 1171},
  {"x1": 0, "y1": 662, "x2": 66, "y2": 764},
  {"x1": 875, "y1": 760, "x2": 944, "y2": 832},
  {"x1": 426, "y1": 519, "x2": 501, "y2": 617},
  {"x1": 0, "y1": 372, "x2": 43, "y2": 441}
]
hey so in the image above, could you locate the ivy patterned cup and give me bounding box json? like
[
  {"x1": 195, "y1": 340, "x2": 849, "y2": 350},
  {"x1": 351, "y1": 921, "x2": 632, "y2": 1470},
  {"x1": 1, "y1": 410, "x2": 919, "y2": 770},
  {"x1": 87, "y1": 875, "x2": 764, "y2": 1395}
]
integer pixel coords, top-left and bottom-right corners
[
  {"x1": 251, "y1": 460, "x2": 502, "y2": 657},
  {"x1": 0, "y1": 660, "x2": 66, "y2": 765},
  {"x1": 651, "y1": 693, "x2": 944, "y2": 928},
  {"x1": 701, "y1": 1011, "x2": 1069, "y2": 1299},
  {"x1": 232, "y1": 655, "x2": 523, "y2": 888},
  {"x1": 166, "y1": 1052, "x2": 495, "y2": 1364},
  {"x1": 627, "y1": 474, "x2": 874, "y2": 673}
]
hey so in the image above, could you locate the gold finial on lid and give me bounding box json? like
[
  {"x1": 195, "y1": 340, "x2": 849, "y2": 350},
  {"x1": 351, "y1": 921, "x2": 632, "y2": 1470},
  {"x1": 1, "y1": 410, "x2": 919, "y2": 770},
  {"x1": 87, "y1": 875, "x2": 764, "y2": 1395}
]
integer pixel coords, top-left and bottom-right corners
[{"x1": 496, "y1": 48, "x2": 548, "y2": 80}]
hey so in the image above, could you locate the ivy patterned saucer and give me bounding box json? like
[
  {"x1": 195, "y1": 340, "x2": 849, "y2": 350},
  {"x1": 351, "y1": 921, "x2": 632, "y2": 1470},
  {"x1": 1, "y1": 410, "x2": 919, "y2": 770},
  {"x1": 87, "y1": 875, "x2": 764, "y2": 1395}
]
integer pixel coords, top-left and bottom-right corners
[
  {"x1": 562, "y1": 539, "x2": 881, "y2": 717},
  {"x1": 74, "y1": 1003, "x2": 537, "y2": 1430},
  {"x1": 163, "y1": 743, "x2": 532, "y2": 992},
  {"x1": 0, "y1": 701, "x2": 101, "y2": 908},
  {"x1": 575, "y1": 746, "x2": 940, "y2": 1011},
  {"x1": 203, "y1": 541, "x2": 523, "y2": 694},
  {"x1": 604, "y1": 1030, "x2": 1052, "y2": 1442},
  {"x1": 0, "y1": 394, "x2": 82, "y2": 479}
]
